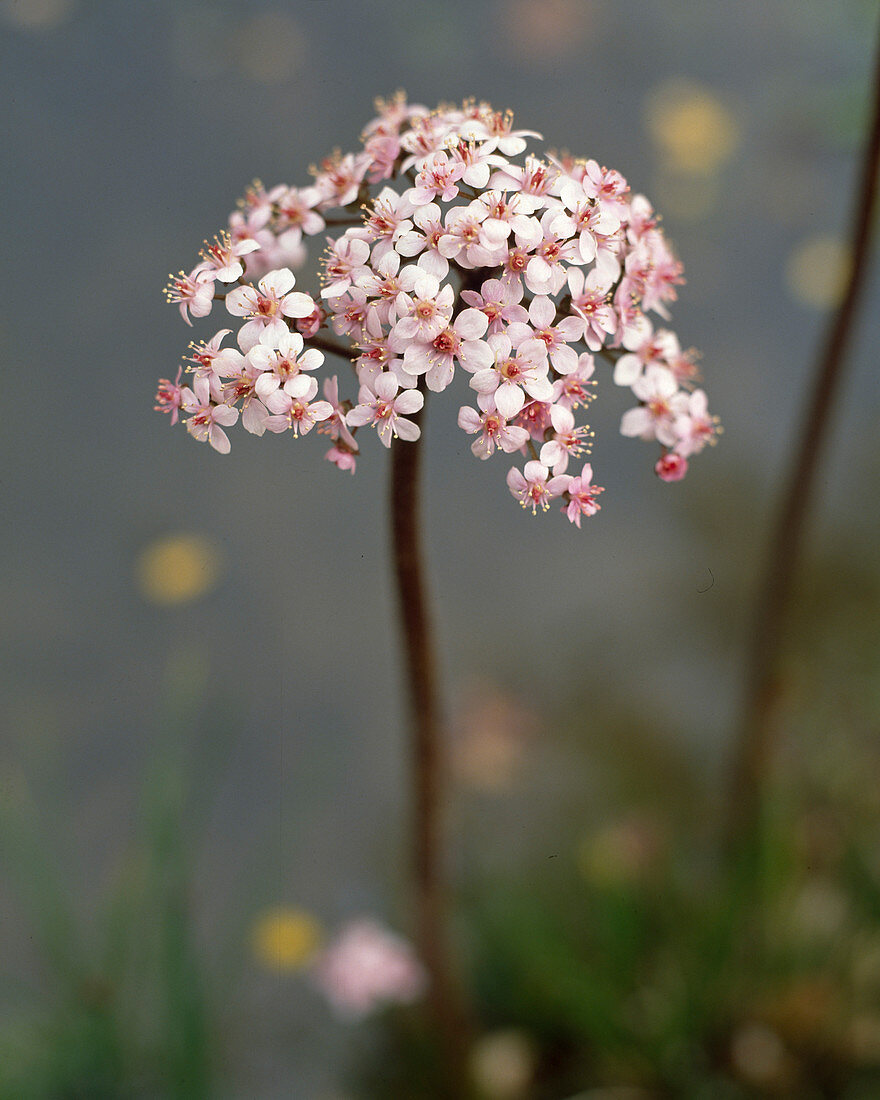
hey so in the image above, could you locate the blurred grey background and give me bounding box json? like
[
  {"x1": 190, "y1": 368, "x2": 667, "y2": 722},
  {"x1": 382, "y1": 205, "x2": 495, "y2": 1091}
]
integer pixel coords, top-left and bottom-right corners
[{"x1": 1, "y1": 0, "x2": 878, "y2": 1095}]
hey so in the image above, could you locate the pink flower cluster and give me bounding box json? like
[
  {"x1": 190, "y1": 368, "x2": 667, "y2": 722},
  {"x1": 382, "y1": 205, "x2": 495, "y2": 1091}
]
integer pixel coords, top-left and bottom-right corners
[
  {"x1": 156, "y1": 94, "x2": 719, "y2": 523},
  {"x1": 310, "y1": 918, "x2": 427, "y2": 1020}
]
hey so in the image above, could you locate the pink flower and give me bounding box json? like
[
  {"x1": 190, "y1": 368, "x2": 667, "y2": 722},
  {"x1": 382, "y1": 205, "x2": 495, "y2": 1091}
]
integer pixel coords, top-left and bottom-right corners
[
  {"x1": 390, "y1": 274, "x2": 453, "y2": 345},
  {"x1": 227, "y1": 204, "x2": 286, "y2": 282},
  {"x1": 394, "y1": 203, "x2": 450, "y2": 280},
  {"x1": 328, "y1": 287, "x2": 372, "y2": 340},
  {"x1": 325, "y1": 444, "x2": 357, "y2": 473},
  {"x1": 295, "y1": 304, "x2": 324, "y2": 340},
  {"x1": 400, "y1": 113, "x2": 453, "y2": 171},
  {"x1": 551, "y1": 353, "x2": 596, "y2": 411},
  {"x1": 311, "y1": 919, "x2": 427, "y2": 1020},
  {"x1": 490, "y1": 155, "x2": 559, "y2": 210},
  {"x1": 665, "y1": 339, "x2": 702, "y2": 388},
  {"x1": 539, "y1": 404, "x2": 592, "y2": 474},
  {"x1": 506, "y1": 460, "x2": 570, "y2": 514},
  {"x1": 474, "y1": 189, "x2": 541, "y2": 245},
  {"x1": 408, "y1": 150, "x2": 465, "y2": 205},
  {"x1": 467, "y1": 108, "x2": 541, "y2": 157},
  {"x1": 655, "y1": 452, "x2": 689, "y2": 481},
  {"x1": 506, "y1": 295, "x2": 584, "y2": 375},
  {"x1": 460, "y1": 277, "x2": 528, "y2": 335},
  {"x1": 263, "y1": 374, "x2": 333, "y2": 437},
  {"x1": 673, "y1": 389, "x2": 718, "y2": 456},
  {"x1": 312, "y1": 150, "x2": 371, "y2": 208},
  {"x1": 524, "y1": 210, "x2": 584, "y2": 296},
  {"x1": 154, "y1": 367, "x2": 185, "y2": 425},
  {"x1": 437, "y1": 204, "x2": 506, "y2": 269},
  {"x1": 562, "y1": 462, "x2": 604, "y2": 526},
  {"x1": 250, "y1": 330, "x2": 324, "y2": 402},
  {"x1": 220, "y1": 357, "x2": 271, "y2": 436},
  {"x1": 402, "y1": 308, "x2": 491, "y2": 393},
  {"x1": 181, "y1": 376, "x2": 239, "y2": 454},
  {"x1": 318, "y1": 374, "x2": 359, "y2": 454},
  {"x1": 346, "y1": 372, "x2": 424, "y2": 447},
  {"x1": 270, "y1": 184, "x2": 326, "y2": 241},
  {"x1": 448, "y1": 138, "x2": 506, "y2": 189},
  {"x1": 513, "y1": 399, "x2": 553, "y2": 440},
  {"x1": 164, "y1": 267, "x2": 214, "y2": 326},
  {"x1": 582, "y1": 159, "x2": 630, "y2": 215},
  {"x1": 567, "y1": 268, "x2": 616, "y2": 351},
  {"x1": 321, "y1": 236, "x2": 372, "y2": 299},
  {"x1": 362, "y1": 187, "x2": 415, "y2": 260},
  {"x1": 225, "y1": 269, "x2": 315, "y2": 350},
  {"x1": 187, "y1": 328, "x2": 235, "y2": 390},
  {"x1": 553, "y1": 179, "x2": 622, "y2": 266},
  {"x1": 364, "y1": 131, "x2": 401, "y2": 183},
  {"x1": 469, "y1": 333, "x2": 552, "y2": 419},
  {"x1": 620, "y1": 365, "x2": 685, "y2": 447},
  {"x1": 158, "y1": 96, "x2": 715, "y2": 520},
  {"x1": 457, "y1": 398, "x2": 530, "y2": 459},
  {"x1": 613, "y1": 319, "x2": 679, "y2": 387},
  {"x1": 198, "y1": 232, "x2": 261, "y2": 283}
]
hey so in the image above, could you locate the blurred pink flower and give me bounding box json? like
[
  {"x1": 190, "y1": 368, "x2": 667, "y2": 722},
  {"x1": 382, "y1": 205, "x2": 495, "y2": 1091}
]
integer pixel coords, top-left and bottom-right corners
[{"x1": 311, "y1": 919, "x2": 427, "y2": 1019}]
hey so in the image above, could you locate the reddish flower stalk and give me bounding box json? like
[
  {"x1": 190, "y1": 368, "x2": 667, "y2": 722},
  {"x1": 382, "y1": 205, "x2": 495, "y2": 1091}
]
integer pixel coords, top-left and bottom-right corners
[
  {"x1": 389, "y1": 395, "x2": 470, "y2": 1088},
  {"x1": 726, "y1": 20, "x2": 880, "y2": 852}
]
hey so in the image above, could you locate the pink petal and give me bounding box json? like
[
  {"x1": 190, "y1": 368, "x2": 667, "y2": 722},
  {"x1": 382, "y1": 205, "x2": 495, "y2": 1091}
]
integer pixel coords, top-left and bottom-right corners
[
  {"x1": 613, "y1": 354, "x2": 642, "y2": 387},
  {"x1": 494, "y1": 382, "x2": 525, "y2": 419},
  {"x1": 453, "y1": 308, "x2": 489, "y2": 341},
  {"x1": 394, "y1": 390, "x2": 425, "y2": 415},
  {"x1": 282, "y1": 291, "x2": 316, "y2": 319},
  {"x1": 262, "y1": 269, "x2": 295, "y2": 297},
  {"x1": 457, "y1": 406, "x2": 482, "y2": 432},
  {"x1": 208, "y1": 425, "x2": 231, "y2": 453},
  {"x1": 394, "y1": 418, "x2": 421, "y2": 442},
  {"x1": 224, "y1": 287, "x2": 253, "y2": 317}
]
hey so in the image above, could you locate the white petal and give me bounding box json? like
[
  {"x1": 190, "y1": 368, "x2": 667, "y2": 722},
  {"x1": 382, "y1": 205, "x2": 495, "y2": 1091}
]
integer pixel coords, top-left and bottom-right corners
[
  {"x1": 453, "y1": 308, "x2": 489, "y2": 341},
  {"x1": 620, "y1": 407, "x2": 651, "y2": 438},
  {"x1": 262, "y1": 268, "x2": 295, "y2": 296},
  {"x1": 494, "y1": 382, "x2": 525, "y2": 419},
  {"x1": 394, "y1": 390, "x2": 425, "y2": 415},
  {"x1": 457, "y1": 406, "x2": 482, "y2": 432},
  {"x1": 224, "y1": 286, "x2": 253, "y2": 317},
  {"x1": 613, "y1": 354, "x2": 642, "y2": 387},
  {"x1": 394, "y1": 418, "x2": 421, "y2": 442},
  {"x1": 282, "y1": 292, "x2": 315, "y2": 319}
]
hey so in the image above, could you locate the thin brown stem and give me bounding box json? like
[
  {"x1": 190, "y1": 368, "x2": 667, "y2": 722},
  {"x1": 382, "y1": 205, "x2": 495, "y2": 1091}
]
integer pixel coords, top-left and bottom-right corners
[
  {"x1": 389, "y1": 396, "x2": 470, "y2": 1092},
  {"x1": 304, "y1": 333, "x2": 358, "y2": 361},
  {"x1": 323, "y1": 215, "x2": 366, "y2": 227},
  {"x1": 725, "y1": 19, "x2": 880, "y2": 853}
]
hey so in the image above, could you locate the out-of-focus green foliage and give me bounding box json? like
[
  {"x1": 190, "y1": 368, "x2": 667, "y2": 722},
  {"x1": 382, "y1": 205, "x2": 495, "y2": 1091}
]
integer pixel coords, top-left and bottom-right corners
[
  {"x1": 2, "y1": 512, "x2": 878, "y2": 1098},
  {"x1": 357, "y1": 508, "x2": 880, "y2": 1098},
  {"x1": 0, "y1": 659, "x2": 216, "y2": 1100}
]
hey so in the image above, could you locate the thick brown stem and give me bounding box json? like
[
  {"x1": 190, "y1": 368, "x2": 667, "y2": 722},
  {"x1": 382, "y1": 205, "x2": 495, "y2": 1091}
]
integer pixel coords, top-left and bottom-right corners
[
  {"x1": 389, "y1": 398, "x2": 470, "y2": 1090},
  {"x1": 725, "y1": 20, "x2": 880, "y2": 853}
]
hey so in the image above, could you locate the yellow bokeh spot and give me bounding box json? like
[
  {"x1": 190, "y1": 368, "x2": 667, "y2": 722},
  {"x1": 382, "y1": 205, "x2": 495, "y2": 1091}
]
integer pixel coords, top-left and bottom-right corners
[
  {"x1": 137, "y1": 534, "x2": 222, "y2": 606},
  {"x1": 251, "y1": 907, "x2": 322, "y2": 972},
  {"x1": 645, "y1": 79, "x2": 740, "y2": 176},
  {"x1": 469, "y1": 1029, "x2": 536, "y2": 1098},
  {"x1": 786, "y1": 235, "x2": 851, "y2": 309},
  {"x1": 1, "y1": 0, "x2": 75, "y2": 29}
]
